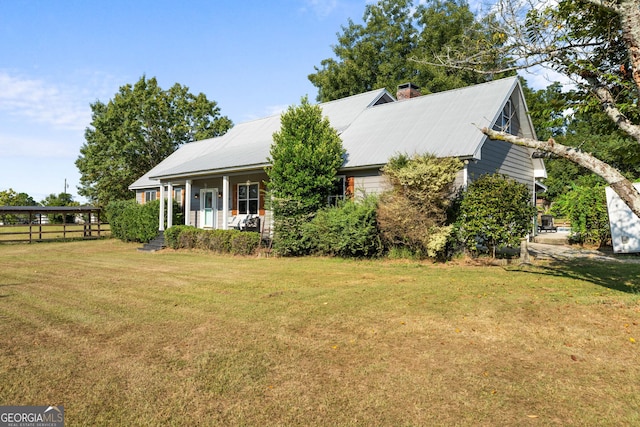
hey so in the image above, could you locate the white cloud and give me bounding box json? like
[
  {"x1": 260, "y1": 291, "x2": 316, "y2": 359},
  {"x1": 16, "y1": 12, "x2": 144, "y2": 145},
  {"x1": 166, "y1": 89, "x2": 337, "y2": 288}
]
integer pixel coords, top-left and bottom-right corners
[
  {"x1": 519, "y1": 66, "x2": 575, "y2": 91},
  {"x1": 302, "y1": 0, "x2": 340, "y2": 17},
  {"x1": 0, "y1": 132, "x2": 79, "y2": 158},
  {"x1": 0, "y1": 72, "x2": 91, "y2": 131},
  {"x1": 265, "y1": 104, "x2": 289, "y2": 117}
]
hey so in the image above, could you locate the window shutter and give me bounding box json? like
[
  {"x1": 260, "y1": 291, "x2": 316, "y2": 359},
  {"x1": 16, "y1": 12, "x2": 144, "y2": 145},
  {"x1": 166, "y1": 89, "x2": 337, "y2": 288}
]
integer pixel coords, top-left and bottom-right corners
[
  {"x1": 141, "y1": 191, "x2": 145, "y2": 204},
  {"x1": 346, "y1": 177, "x2": 355, "y2": 199},
  {"x1": 259, "y1": 181, "x2": 266, "y2": 215},
  {"x1": 232, "y1": 184, "x2": 238, "y2": 215}
]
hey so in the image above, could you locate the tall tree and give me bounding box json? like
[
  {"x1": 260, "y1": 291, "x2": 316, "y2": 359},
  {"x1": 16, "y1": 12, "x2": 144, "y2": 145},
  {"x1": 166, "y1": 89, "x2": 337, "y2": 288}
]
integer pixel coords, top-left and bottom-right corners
[
  {"x1": 524, "y1": 82, "x2": 640, "y2": 201},
  {"x1": 0, "y1": 189, "x2": 37, "y2": 225},
  {"x1": 308, "y1": 0, "x2": 501, "y2": 102},
  {"x1": 420, "y1": 0, "x2": 640, "y2": 218},
  {"x1": 76, "y1": 76, "x2": 232, "y2": 205},
  {"x1": 0, "y1": 189, "x2": 37, "y2": 207},
  {"x1": 42, "y1": 192, "x2": 79, "y2": 224},
  {"x1": 266, "y1": 97, "x2": 345, "y2": 256}
]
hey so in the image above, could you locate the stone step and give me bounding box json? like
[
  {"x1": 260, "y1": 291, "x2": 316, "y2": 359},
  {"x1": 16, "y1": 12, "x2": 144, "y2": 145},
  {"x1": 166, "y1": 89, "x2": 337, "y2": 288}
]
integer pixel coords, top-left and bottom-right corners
[
  {"x1": 533, "y1": 232, "x2": 570, "y2": 246},
  {"x1": 138, "y1": 232, "x2": 165, "y2": 252}
]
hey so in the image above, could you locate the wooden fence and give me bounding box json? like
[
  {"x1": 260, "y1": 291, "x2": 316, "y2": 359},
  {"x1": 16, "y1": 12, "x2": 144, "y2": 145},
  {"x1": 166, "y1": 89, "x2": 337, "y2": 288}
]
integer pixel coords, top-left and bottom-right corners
[{"x1": 0, "y1": 206, "x2": 110, "y2": 243}]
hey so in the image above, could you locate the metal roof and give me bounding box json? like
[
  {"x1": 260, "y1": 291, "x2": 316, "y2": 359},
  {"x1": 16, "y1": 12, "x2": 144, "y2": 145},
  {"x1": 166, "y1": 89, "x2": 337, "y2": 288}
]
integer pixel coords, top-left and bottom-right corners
[{"x1": 130, "y1": 77, "x2": 522, "y2": 188}]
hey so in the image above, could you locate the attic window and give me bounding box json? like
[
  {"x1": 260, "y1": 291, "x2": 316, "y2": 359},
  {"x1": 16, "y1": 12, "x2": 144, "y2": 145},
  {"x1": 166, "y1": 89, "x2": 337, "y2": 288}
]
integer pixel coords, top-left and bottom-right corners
[{"x1": 497, "y1": 99, "x2": 514, "y2": 134}]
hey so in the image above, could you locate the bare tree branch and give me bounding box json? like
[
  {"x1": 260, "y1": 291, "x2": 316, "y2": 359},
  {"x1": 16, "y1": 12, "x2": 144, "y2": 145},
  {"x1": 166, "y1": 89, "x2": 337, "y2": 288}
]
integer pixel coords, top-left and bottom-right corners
[
  {"x1": 592, "y1": 85, "x2": 640, "y2": 142},
  {"x1": 481, "y1": 127, "x2": 640, "y2": 218}
]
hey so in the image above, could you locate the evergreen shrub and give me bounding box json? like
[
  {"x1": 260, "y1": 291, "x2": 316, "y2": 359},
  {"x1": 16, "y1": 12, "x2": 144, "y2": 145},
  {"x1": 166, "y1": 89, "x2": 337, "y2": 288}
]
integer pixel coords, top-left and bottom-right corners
[
  {"x1": 306, "y1": 196, "x2": 383, "y2": 258},
  {"x1": 106, "y1": 199, "x2": 159, "y2": 243},
  {"x1": 457, "y1": 174, "x2": 536, "y2": 257}
]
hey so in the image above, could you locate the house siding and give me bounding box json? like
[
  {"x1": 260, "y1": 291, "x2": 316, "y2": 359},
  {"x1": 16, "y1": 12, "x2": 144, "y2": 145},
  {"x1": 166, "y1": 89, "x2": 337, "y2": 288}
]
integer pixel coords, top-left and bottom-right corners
[
  {"x1": 467, "y1": 138, "x2": 535, "y2": 193},
  {"x1": 344, "y1": 169, "x2": 389, "y2": 197}
]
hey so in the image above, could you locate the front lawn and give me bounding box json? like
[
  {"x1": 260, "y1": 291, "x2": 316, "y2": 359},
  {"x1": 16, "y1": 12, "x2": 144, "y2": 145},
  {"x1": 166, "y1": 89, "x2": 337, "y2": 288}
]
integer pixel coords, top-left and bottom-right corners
[{"x1": 0, "y1": 240, "x2": 639, "y2": 425}]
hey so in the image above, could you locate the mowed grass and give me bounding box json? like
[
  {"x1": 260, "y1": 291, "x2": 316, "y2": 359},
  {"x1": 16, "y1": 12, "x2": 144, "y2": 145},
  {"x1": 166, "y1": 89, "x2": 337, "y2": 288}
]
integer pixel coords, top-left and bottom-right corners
[{"x1": 0, "y1": 240, "x2": 639, "y2": 426}]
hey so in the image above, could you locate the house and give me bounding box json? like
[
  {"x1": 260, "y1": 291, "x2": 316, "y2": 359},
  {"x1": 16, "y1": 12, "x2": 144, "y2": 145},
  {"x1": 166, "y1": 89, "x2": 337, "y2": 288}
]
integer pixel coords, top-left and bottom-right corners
[{"x1": 129, "y1": 76, "x2": 546, "y2": 235}]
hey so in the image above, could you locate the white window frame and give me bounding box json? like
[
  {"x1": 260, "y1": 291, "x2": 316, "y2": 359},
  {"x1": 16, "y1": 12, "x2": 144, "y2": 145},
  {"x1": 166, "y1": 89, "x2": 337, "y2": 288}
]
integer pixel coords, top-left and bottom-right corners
[
  {"x1": 499, "y1": 99, "x2": 514, "y2": 134},
  {"x1": 174, "y1": 188, "x2": 183, "y2": 207},
  {"x1": 237, "y1": 182, "x2": 259, "y2": 215},
  {"x1": 144, "y1": 190, "x2": 157, "y2": 203}
]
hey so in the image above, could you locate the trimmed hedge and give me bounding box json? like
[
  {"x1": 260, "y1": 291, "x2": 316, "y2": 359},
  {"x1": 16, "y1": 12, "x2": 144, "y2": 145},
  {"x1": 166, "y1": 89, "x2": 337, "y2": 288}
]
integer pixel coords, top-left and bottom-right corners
[
  {"x1": 164, "y1": 226, "x2": 261, "y2": 255},
  {"x1": 106, "y1": 199, "x2": 186, "y2": 244},
  {"x1": 106, "y1": 199, "x2": 159, "y2": 243}
]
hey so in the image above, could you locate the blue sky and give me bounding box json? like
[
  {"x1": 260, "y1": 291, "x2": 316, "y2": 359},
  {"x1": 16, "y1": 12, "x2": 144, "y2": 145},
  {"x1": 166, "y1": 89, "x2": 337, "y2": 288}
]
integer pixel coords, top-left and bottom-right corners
[
  {"x1": 0, "y1": 0, "x2": 372, "y2": 202},
  {"x1": 0, "y1": 0, "x2": 557, "y2": 204}
]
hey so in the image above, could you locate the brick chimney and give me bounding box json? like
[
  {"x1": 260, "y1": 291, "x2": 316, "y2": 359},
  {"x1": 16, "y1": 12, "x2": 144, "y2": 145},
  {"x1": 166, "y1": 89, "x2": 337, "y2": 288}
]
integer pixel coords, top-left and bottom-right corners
[{"x1": 396, "y1": 82, "x2": 421, "y2": 100}]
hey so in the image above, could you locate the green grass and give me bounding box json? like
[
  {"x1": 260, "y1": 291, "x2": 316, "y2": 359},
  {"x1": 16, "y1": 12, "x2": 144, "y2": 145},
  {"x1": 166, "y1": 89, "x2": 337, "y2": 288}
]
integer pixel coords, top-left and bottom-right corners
[{"x1": 1, "y1": 240, "x2": 639, "y2": 426}]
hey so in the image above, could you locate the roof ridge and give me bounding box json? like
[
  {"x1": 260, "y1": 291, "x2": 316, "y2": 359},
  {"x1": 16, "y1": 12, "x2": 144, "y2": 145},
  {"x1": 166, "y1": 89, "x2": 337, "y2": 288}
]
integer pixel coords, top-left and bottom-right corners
[{"x1": 389, "y1": 76, "x2": 518, "y2": 104}]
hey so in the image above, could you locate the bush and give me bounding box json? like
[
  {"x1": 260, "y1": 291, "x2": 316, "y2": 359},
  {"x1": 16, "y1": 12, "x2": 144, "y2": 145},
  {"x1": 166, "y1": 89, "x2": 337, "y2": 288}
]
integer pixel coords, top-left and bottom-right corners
[
  {"x1": 106, "y1": 199, "x2": 184, "y2": 244},
  {"x1": 229, "y1": 231, "x2": 261, "y2": 255},
  {"x1": 377, "y1": 153, "x2": 462, "y2": 259},
  {"x1": 164, "y1": 226, "x2": 260, "y2": 255},
  {"x1": 457, "y1": 174, "x2": 536, "y2": 257},
  {"x1": 164, "y1": 225, "x2": 193, "y2": 249},
  {"x1": 270, "y1": 197, "x2": 315, "y2": 256},
  {"x1": 206, "y1": 229, "x2": 233, "y2": 252},
  {"x1": 106, "y1": 199, "x2": 159, "y2": 243},
  {"x1": 306, "y1": 196, "x2": 383, "y2": 258},
  {"x1": 551, "y1": 184, "x2": 610, "y2": 246}
]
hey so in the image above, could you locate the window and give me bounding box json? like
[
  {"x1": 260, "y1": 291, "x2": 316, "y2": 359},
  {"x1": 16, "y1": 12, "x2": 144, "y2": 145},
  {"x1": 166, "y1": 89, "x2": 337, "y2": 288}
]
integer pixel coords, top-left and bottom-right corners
[
  {"x1": 238, "y1": 183, "x2": 259, "y2": 214},
  {"x1": 496, "y1": 99, "x2": 514, "y2": 134},
  {"x1": 144, "y1": 190, "x2": 156, "y2": 203},
  {"x1": 174, "y1": 188, "x2": 183, "y2": 207},
  {"x1": 328, "y1": 176, "x2": 346, "y2": 206}
]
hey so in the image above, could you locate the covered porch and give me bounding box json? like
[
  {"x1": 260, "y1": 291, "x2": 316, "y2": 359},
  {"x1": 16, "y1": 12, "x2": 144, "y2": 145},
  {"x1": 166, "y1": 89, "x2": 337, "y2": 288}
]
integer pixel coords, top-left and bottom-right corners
[{"x1": 152, "y1": 171, "x2": 270, "y2": 235}]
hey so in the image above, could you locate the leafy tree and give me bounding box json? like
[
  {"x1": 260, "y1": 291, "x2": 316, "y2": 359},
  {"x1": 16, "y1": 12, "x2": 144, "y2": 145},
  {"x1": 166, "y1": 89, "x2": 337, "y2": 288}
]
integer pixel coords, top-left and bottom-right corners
[
  {"x1": 266, "y1": 97, "x2": 345, "y2": 256},
  {"x1": 457, "y1": 174, "x2": 536, "y2": 258},
  {"x1": 552, "y1": 183, "x2": 611, "y2": 247},
  {"x1": 0, "y1": 189, "x2": 36, "y2": 207},
  {"x1": 42, "y1": 192, "x2": 79, "y2": 224},
  {"x1": 524, "y1": 81, "x2": 640, "y2": 204},
  {"x1": 0, "y1": 189, "x2": 37, "y2": 225},
  {"x1": 76, "y1": 76, "x2": 232, "y2": 206},
  {"x1": 377, "y1": 153, "x2": 462, "y2": 259},
  {"x1": 421, "y1": 0, "x2": 640, "y2": 219},
  {"x1": 308, "y1": 0, "x2": 503, "y2": 102}
]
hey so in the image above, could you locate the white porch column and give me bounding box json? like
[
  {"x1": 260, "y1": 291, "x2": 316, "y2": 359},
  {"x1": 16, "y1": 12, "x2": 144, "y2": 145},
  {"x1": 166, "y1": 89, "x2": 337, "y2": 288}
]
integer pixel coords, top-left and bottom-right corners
[
  {"x1": 159, "y1": 184, "x2": 165, "y2": 231},
  {"x1": 167, "y1": 182, "x2": 173, "y2": 229},
  {"x1": 185, "y1": 179, "x2": 192, "y2": 226},
  {"x1": 462, "y1": 161, "x2": 469, "y2": 189},
  {"x1": 222, "y1": 175, "x2": 229, "y2": 230}
]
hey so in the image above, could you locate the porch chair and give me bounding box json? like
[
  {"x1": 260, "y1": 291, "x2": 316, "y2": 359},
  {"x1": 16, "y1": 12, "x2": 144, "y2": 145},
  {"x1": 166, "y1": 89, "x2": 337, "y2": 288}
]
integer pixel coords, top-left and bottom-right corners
[{"x1": 537, "y1": 214, "x2": 558, "y2": 233}]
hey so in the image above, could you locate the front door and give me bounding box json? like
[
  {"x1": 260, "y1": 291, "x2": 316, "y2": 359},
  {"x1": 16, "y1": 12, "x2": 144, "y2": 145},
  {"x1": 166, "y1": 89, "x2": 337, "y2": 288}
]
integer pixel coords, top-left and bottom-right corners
[{"x1": 201, "y1": 189, "x2": 217, "y2": 228}]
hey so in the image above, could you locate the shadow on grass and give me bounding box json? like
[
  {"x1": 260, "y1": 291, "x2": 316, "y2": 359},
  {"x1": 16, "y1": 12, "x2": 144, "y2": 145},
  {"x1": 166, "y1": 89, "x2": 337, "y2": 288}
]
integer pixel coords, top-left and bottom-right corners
[
  {"x1": 509, "y1": 259, "x2": 640, "y2": 294},
  {"x1": 0, "y1": 283, "x2": 20, "y2": 298}
]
